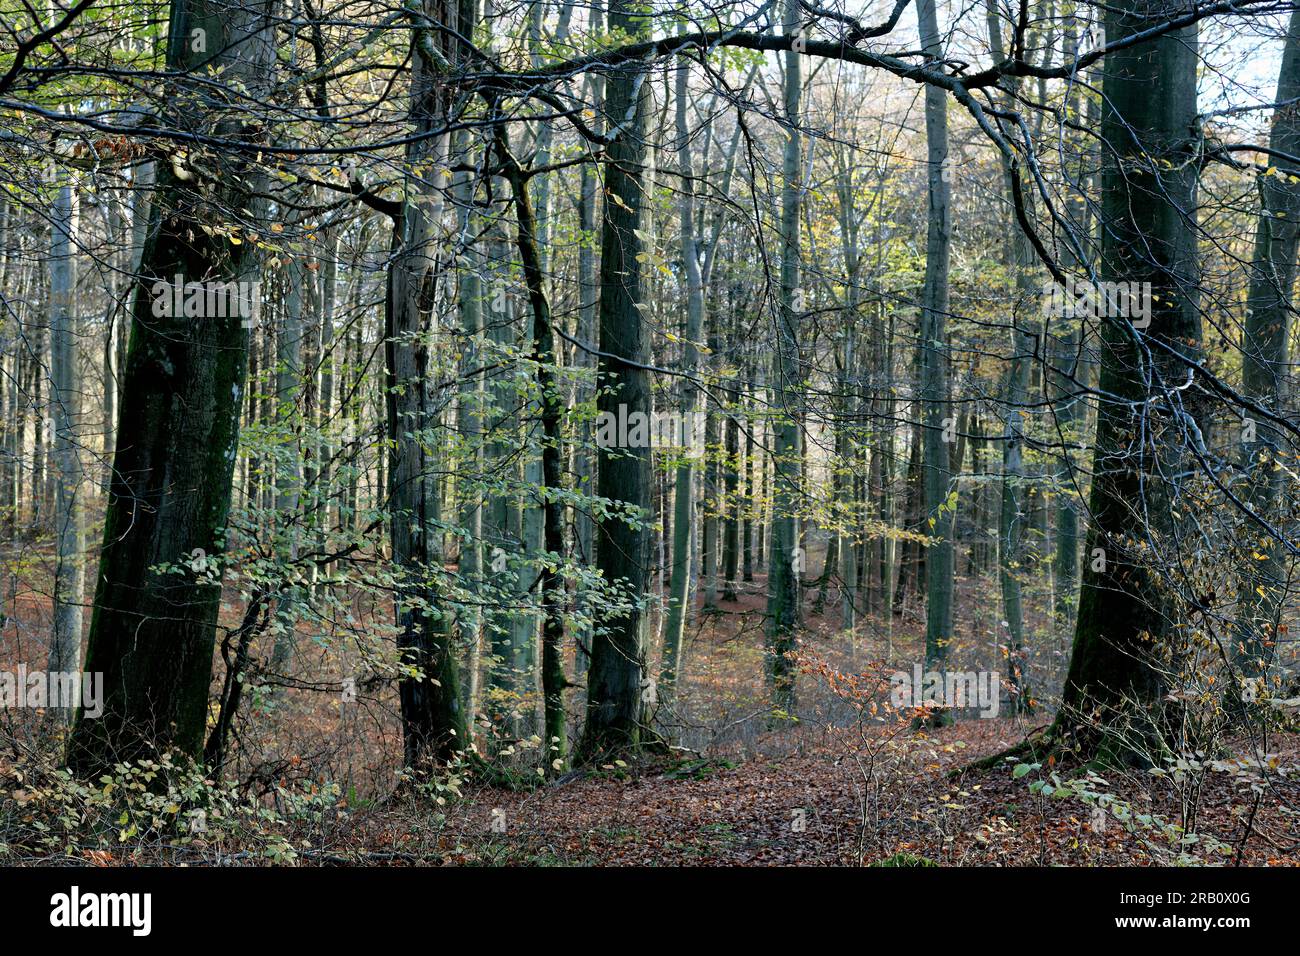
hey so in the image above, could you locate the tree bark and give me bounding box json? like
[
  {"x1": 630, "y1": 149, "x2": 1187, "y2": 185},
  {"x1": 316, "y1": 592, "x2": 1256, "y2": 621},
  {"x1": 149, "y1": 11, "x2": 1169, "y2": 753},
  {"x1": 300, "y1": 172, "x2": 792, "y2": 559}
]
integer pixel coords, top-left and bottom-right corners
[
  {"x1": 986, "y1": 0, "x2": 1035, "y2": 712},
  {"x1": 1232, "y1": 6, "x2": 1300, "y2": 685},
  {"x1": 68, "y1": 0, "x2": 274, "y2": 773},
  {"x1": 577, "y1": 0, "x2": 652, "y2": 760},
  {"x1": 765, "y1": 0, "x2": 804, "y2": 715},
  {"x1": 49, "y1": 177, "x2": 84, "y2": 723},
  {"x1": 661, "y1": 49, "x2": 706, "y2": 701},
  {"x1": 384, "y1": 0, "x2": 469, "y2": 767},
  {"x1": 917, "y1": 0, "x2": 953, "y2": 713},
  {"x1": 497, "y1": 127, "x2": 570, "y2": 770},
  {"x1": 1058, "y1": 0, "x2": 1202, "y2": 759}
]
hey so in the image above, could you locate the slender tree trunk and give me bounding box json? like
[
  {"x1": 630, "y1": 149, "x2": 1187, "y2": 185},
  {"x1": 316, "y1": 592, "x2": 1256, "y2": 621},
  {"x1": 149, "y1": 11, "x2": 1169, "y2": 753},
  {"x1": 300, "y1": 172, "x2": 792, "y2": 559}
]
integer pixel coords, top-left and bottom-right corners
[
  {"x1": 483, "y1": 193, "x2": 521, "y2": 738},
  {"x1": 31, "y1": 327, "x2": 45, "y2": 528},
  {"x1": 742, "y1": 380, "x2": 756, "y2": 584},
  {"x1": 917, "y1": 0, "x2": 954, "y2": 718},
  {"x1": 49, "y1": 178, "x2": 84, "y2": 722},
  {"x1": 721, "y1": 395, "x2": 740, "y2": 602},
  {"x1": 100, "y1": 195, "x2": 123, "y2": 488},
  {"x1": 702, "y1": 368, "x2": 719, "y2": 608},
  {"x1": 2, "y1": 213, "x2": 18, "y2": 535},
  {"x1": 573, "y1": 40, "x2": 604, "y2": 681},
  {"x1": 271, "y1": 257, "x2": 304, "y2": 672},
  {"x1": 453, "y1": 122, "x2": 485, "y2": 731},
  {"x1": 986, "y1": 0, "x2": 1034, "y2": 712},
  {"x1": 1052, "y1": 18, "x2": 1088, "y2": 637},
  {"x1": 765, "y1": 0, "x2": 804, "y2": 715},
  {"x1": 498, "y1": 131, "x2": 570, "y2": 770},
  {"x1": 661, "y1": 49, "x2": 706, "y2": 701},
  {"x1": 315, "y1": 225, "x2": 339, "y2": 581},
  {"x1": 838, "y1": 336, "x2": 858, "y2": 632}
]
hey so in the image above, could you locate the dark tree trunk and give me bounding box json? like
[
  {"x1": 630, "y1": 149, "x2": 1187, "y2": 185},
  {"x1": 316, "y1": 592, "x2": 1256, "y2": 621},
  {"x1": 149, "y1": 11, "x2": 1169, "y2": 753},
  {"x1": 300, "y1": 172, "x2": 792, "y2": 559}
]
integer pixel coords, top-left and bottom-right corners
[
  {"x1": 498, "y1": 131, "x2": 570, "y2": 770},
  {"x1": 765, "y1": 0, "x2": 804, "y2": 715},
  {"x1": 68, "y1": 0, "x2": 272, "y2": 774},
  {"x1": 385, "y1": 0, "x2": 469, "y2": 768},
  {"x1": 917, "y1": 0, "x2": 954, "y2": 703},
  {"x1": 577, "y1": 0, "x2": 652, "y2": 760},
  {"x1": 742, "y1": 382, "x2": 756, "y2": 583},
  {"x1": 721, "y1": 404, "x2": 740, "y2": 602},
  {"x1": 1232, "y1": 7, "x2": 1300, "y2": 682},
  {"x1": 1058, "y1": 0, "x2": 1202, "y2": 758}
]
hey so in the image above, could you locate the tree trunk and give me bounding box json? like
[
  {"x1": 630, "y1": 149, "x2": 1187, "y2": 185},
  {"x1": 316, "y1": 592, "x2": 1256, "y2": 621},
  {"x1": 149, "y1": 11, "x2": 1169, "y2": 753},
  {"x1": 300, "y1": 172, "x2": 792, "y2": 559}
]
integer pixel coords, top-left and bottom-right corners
[
  {"x1": 765, "y1": 0, "x2": 804, "y2": 715},
  {"x1": 917, "y1": 0, "x2": 954, "y2": 720},
  {"x1": 721, "y1": 395, "x2": 741, "y2": 602},
  {"x1": 271, "y1": 257, "x2": 305, "y2": 672},
  {"x1": 577, "y1": 0, "x2": 652, "y2": 760},
  {"x1": 1052, "y1": 18, "x2": 1089, "y2": 638},
  {"x1": 452, "y1": 121, "x2": 485, "y2": 731},
  {"x1": 1232, "y1": 6, "x2": 1300, "y2": 686},
  {"x1": 742, "y1": 380, "x2": 756, "y2": 584},
  {"x1": 661, "y1": 49, "x2": 706, "y2": 701},
  {"x1": 1058, "y1": 0, "x2": 1202, "y2": 759},
  {"x1": 384, "y1": 0, "x2": 469, "y2": 767},
  {"x1": 573, "y1": 26, "x2": 604, "y2": 680},
  {"x1": 49, "y1": 177, "x2": 84, "y2": 723},
  {"x1": 498, "y1": 130, "x2": 570, "y2": 771},
  {"x1": 67, "y1": 0, "x2": 274, "y2": 774},
  {"x1": 986, "y1": 0, "x2": 1035, "y2": 712},
  {"x1": 702, "y1": 378, "x2": 719, "y2": 608}
]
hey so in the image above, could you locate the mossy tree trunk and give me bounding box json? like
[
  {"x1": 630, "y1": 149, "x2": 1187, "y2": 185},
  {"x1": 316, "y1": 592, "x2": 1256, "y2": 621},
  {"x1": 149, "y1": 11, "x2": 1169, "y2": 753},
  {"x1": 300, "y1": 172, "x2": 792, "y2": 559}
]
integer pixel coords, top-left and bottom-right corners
[
  {"x1": 384, "y1": 0, "x2": 470, "y2": 768},
  {"x1": 68, "y1": 0, "x2": 273, "y2": 774},
  {"x1": 577, "y1": 0, "x2": 652, "y2": 761}
]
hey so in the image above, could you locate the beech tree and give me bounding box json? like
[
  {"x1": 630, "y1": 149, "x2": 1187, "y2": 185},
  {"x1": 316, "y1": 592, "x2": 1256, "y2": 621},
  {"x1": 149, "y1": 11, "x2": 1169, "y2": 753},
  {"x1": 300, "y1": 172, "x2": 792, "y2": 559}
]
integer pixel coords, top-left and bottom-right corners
[
  {"x1": 1056, "y1": 0, "x2": 1203, "y2": 758},
  {"x1": 66, "y1": 0, "x2": 275, "y2": 773},
  {"x1": 577, "y1": 0, "x2": 654, "y2": 760}
]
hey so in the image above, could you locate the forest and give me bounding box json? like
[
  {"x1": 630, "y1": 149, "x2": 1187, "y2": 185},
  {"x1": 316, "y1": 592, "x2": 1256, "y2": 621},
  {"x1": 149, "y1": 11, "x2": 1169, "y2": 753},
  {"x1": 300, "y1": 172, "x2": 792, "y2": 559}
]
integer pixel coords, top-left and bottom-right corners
[{"x1": 0, "y1": 0, "x2": 1297, "y2": 877}]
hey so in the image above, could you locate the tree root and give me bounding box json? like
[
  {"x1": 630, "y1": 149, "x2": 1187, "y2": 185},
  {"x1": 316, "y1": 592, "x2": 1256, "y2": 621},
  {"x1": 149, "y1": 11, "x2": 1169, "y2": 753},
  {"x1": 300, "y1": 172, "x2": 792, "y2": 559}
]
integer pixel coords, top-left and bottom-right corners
[{"x1": 946, "y1": 723, "x2": 1054, "y2": 779}]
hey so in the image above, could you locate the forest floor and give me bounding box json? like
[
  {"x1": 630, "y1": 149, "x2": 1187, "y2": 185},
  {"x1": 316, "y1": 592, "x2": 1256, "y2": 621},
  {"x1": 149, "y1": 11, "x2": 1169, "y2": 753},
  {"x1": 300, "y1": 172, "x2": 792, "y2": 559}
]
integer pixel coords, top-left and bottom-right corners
[
  {"x1": 313, "y1": 571, "x2": 1300, "y2": 867},
  {"x1": 323, "y1": 718, "x2": 1300, "y2": 866},
  {"x1": 2, "y1": 551, "x2": 1298, "y2": 866}
]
